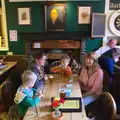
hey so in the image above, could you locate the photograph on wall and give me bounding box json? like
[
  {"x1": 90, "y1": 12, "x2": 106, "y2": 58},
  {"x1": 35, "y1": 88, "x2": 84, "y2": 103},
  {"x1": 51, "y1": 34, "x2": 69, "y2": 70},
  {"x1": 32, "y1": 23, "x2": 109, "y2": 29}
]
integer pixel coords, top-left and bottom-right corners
[
  {"x1": 9, "y1": 30, "x2": 17, "y2": 41},
  {"x1": 78, "y1": 6, "x2": 91, "y2": 24},
  {"x1": 45, "y1": 4, "x2": 66, "y2": 31},
  {"x1": 0, "y1": 36, "x2": 8, "y2": 51},
  {"x1": 18, "y1": 7, "x2": 31, "y2": 25}
]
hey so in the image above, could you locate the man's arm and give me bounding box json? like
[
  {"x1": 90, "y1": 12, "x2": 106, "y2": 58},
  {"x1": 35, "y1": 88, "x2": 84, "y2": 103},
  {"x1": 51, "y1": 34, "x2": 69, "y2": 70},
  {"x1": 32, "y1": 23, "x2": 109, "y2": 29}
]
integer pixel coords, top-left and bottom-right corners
[{"x1": 95, "y1": 45, "x2": 110, "y2": 57}]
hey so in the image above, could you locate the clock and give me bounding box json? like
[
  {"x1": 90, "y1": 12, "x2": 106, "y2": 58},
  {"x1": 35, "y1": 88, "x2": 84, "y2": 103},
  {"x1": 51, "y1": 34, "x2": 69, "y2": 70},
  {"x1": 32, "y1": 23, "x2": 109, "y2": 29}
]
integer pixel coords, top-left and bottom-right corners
[{"x1": 109, "y1": 9, "x2": 120, "y2": 36}]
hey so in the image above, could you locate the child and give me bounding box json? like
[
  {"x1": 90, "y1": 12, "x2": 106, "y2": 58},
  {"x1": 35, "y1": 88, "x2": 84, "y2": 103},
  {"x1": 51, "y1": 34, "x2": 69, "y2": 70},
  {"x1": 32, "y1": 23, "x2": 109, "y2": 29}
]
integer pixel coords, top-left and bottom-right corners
[
  {"x1": 51, "y1": 55, "x2": 72, "y2": 78},
  {"x1": 14, "y1": 70, "x2": 43, "y2": 117}
]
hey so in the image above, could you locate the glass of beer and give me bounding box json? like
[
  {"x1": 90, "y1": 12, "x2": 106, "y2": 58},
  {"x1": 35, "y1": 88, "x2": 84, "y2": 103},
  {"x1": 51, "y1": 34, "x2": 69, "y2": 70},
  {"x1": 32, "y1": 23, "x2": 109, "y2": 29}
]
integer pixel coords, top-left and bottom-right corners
[
  {"x1": 48, "y1": 75, "x2": 54, "y2": 84},
  {"x1": 59, "y1": 90, "x2": 66, "y2": 98}
]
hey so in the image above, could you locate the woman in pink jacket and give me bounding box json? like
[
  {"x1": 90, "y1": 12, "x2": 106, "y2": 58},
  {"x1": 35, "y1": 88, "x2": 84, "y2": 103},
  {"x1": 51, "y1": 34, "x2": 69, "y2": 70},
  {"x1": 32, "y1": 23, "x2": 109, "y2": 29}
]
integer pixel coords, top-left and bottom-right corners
[{"x1": 79, "y1": 52, "x2": 103, "y2": 106}]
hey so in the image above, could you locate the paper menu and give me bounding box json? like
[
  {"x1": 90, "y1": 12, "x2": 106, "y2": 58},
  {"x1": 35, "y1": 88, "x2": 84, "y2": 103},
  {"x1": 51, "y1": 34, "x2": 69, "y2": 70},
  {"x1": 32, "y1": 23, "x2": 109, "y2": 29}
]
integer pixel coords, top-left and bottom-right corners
[{"x1": 59, "y1": 100, "x2": 80, "y2": 109}]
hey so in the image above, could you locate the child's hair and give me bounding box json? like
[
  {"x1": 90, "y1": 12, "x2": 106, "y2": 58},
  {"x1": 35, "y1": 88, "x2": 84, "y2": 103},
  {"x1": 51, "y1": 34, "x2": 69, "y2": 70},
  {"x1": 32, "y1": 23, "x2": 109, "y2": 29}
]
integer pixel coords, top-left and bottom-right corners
[
  {"x1": 60, "y1": 55, "x2": 71, "y2": 62},
  {"x1": 34, "y1": 51, "x2": 47, "y2": 60},
  {"x1": 21, "y1": 70, "x2": 37, "y2": 86}
]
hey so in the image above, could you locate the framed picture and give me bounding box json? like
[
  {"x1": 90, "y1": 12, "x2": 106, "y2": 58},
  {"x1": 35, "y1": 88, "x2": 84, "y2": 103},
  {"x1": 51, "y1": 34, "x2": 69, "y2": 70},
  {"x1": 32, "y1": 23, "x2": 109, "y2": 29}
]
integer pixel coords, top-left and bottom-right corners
[
  {"x1": 51, "y1": 97, "x2": 82, "y2": 112},
  {"x1": 91, "y1": 13, "x2": 106, "y2": 38},
  {"x1": 78, "y1": 6, "x2": 91, "y2": 24},
  {"x1": 45, "y1": 4, "x2": 66, "y2": 31},
  {"x1": 18, "y1": 7, "x2": 31, "y2": 25}
]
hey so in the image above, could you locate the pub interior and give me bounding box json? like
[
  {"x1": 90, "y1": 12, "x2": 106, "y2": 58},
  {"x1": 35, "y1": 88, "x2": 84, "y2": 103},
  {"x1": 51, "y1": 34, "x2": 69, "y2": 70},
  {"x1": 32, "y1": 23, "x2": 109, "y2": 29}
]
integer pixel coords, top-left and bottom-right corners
[{"x1": 0, "y1": 0, "x2": 120, "y2": 120}]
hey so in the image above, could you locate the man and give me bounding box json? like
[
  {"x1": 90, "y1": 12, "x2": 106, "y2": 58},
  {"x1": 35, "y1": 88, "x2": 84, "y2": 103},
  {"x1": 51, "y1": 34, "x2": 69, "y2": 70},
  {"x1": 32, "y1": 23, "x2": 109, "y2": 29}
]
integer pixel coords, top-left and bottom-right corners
[
  {"x1": 95, "y1": 39, "x2": 120, "y2": 78},
  {"x1": 47, "y1": 8, "x2": 64, "y2": 31},
  {"x1": 98, "y1": 48, "x2": 120, "y2": 77},
  {"x1": 95, "y1": 39, "x2": 120, "y2": 58}
]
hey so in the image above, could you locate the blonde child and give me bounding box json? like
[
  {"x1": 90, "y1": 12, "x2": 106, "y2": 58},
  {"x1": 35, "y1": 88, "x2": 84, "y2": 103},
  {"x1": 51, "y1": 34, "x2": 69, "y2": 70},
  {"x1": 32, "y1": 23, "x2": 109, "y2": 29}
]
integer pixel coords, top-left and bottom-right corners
[
  {"x1": 14, "y1": 70, "x2": 43, "y2": 117},
  {"x1": 51, "y1": 55, "x2": 72, "y2": 78}
]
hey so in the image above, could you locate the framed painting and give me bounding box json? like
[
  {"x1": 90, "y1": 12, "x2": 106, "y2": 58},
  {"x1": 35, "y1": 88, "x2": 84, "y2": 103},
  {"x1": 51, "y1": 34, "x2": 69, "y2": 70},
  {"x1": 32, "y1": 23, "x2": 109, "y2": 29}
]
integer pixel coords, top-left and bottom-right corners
[
  {"x1": 91, "y1": 13, "x2": 106, "y2": 38},
  {"x1": 45, "y1": 4, "x2": 66, "y2": 31},
  {"x1": 18, "y1": 7, "x2": 31, "y2": 25},
  {"x1": 78, "y1": 6, "x2": 91, "y2": 24}
]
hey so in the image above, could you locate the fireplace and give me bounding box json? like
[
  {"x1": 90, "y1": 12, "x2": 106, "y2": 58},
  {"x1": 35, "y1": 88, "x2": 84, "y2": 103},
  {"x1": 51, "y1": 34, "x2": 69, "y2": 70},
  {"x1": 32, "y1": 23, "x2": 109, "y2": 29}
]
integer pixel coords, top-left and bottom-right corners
[
  {"x1": 20, "y1": 32, "x2": 88, "y2": 64},
  {"x1": 25, "y1": 39, "x2": 86, "y2": 64}
]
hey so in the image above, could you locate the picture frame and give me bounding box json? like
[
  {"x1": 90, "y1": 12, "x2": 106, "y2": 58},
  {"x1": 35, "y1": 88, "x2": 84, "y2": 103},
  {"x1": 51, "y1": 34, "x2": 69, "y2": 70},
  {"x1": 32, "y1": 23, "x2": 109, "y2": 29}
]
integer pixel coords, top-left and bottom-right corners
[
  {"x1": 78, "y1": 6, "x2": 91, "y2": 24},
  {"x1": 45, "y1": 4, "x2": 66, "y2": 31},
  {"x1": 91, "y1": 13, "x2": 106, "y2": 38},
  {"x1": 51, "y1": 97, "x2": 82, "y2": 112},
  {"x1": 18, "y1": 7, "x2": 31, "y2": 25}
]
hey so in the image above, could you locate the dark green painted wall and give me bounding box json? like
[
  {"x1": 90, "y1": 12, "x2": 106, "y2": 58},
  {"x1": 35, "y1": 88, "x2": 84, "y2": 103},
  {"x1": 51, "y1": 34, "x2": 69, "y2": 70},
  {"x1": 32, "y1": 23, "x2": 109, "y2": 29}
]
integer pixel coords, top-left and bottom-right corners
[{"x1": 0, "y1": 0, "x2": 105, "y2": 55}]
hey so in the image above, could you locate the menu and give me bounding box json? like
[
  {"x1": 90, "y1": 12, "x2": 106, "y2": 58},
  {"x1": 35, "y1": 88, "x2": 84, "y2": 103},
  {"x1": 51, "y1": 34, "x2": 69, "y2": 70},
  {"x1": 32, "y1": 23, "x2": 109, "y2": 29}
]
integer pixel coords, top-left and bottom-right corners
[
  {"x1": 51, "y1": 97, "x2": 82, "y2": 112},
  {"x1": 59, "y1": 100, "x2": 80, "y2": 109}
]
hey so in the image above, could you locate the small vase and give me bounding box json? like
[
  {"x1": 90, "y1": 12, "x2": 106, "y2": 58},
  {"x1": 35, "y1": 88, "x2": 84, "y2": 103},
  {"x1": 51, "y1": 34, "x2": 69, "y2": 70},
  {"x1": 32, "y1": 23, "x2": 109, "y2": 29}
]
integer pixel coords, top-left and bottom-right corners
[
  {"x1": 51, "y1": 108, "x2": 63, "y2": 120},
  {"x1": 54, "y1": 108, "x2": 61, "y2": 117}
]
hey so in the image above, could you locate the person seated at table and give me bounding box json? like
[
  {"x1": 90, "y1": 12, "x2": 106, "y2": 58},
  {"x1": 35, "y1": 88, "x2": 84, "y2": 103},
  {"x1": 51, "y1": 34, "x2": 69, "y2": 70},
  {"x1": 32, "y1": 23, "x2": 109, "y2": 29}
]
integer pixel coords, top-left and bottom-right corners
[
  {"x1": 79, "y1": 52, "x2": 103, "y2": 106},
  {"x1": 50, "y1": 55, "x2": 72, "y2": 78},
  {"x1": 28, "y1": 51, "x2": 48, "y2": 90},
  {"x1": 14, "y1": 70, "x2": 43, "y2": 117},
  {"x1": 98, "y1": 48, "x2": 120, "y2": 78}
]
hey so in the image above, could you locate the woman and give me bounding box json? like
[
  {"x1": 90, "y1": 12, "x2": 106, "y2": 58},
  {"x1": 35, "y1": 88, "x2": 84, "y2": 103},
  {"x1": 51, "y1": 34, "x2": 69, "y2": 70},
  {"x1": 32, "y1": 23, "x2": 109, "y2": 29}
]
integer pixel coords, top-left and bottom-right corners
[
  {"x1": 79, "y1": 52, "x2": 103, "y2": 106},
  {"x1": 29, "y1": 51, "x2": 48, "y2": 90}
]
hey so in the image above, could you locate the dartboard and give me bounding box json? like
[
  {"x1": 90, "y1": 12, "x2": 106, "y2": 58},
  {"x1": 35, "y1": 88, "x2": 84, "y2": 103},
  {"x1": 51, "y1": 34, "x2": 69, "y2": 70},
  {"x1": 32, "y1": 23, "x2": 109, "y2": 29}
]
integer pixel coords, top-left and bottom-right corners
[
  {"x1": 109, "y1": 9, "x2": 120, "y2": 36},
  {"x1": 114, "y1": 15, "x2": 120, "y2": 31}
]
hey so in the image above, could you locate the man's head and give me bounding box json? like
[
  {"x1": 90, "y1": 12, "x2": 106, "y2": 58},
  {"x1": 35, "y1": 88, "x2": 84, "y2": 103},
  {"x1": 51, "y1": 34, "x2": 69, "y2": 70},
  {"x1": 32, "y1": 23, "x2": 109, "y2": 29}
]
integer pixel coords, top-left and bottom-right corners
[
  {"x1": 50, "y1": 8, "x2": 59, "y2": 23},
  {"x1": 108, "y1": 39, "x2": 117, "y2": 48}
]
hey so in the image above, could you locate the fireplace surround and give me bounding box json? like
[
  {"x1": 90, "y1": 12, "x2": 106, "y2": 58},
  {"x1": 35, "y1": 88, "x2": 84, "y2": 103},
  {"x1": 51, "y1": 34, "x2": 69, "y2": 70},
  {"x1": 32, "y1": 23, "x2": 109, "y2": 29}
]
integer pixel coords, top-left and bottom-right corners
[{"x1": 20, "y1": 32, "x2": 89, "y2": 64}]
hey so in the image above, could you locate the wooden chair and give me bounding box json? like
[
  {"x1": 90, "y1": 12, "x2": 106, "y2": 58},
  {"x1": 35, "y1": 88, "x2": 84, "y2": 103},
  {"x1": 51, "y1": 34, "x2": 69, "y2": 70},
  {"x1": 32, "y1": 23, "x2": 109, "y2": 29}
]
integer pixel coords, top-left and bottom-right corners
[
  {"x1": 86, "y1": 92, "x2": 116, "y2": 120},
  {"x1": 102, "y1": 70, "x2": 110, "y2": 92},
  {"x1": 96, "y1": 92, "x2": 116, "y2": 120},
  {"x1": 9, "y1": 58, "x2": 29, "y2": 97},
  {"x1": 0, "y1": 80, "x2": 14, "y2": 112},
  {"x1": 50, "y1": 60, "x2": 61, "y2": 74}
]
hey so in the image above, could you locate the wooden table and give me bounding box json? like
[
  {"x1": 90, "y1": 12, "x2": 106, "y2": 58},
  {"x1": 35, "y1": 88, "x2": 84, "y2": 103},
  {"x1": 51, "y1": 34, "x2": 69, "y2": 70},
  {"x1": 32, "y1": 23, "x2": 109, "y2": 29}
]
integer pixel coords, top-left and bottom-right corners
[
  {"x1": 0, "y1": 62, "x2": 17, "y2": 76},
  {"x1": 23, "y1": 75, "x2": 88, "y2": 120},
  {"x1": 0, "y1": 62, "x2": 17, "y2": 84}
]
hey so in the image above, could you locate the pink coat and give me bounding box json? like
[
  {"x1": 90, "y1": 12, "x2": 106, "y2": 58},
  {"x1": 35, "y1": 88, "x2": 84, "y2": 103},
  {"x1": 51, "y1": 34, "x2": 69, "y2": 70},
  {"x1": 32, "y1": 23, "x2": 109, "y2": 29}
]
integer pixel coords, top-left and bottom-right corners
[{"x1": 79, "y1": 67, "x2": 103, "y2": 96}]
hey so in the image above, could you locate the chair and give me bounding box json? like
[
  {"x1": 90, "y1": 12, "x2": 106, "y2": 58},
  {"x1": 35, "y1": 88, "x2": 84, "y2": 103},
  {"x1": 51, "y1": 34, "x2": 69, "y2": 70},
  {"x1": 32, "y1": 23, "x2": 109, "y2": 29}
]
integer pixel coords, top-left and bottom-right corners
[
  {"x1": 86, "y1": 92, "x2": 116, "y2": 120},
  {"x1": 9, "y1": 58, "x2": 29, "y2": 97},
  {"x1": 97, "y1": 92, "x2": 116, "y2": 120},
  {"x1": 7, "y1": 104, "x2": 22, "y2": 120},
  {"x1": 50, "y1": 60, "x2": 61, "y2": 74},
  {"x1": 102, "y1": 70, "x2": 110, "y2": 92},
  {"x1": 112, "y1": 72, "x2": 120, "y2": 114},
  {"x1": 0, "y1": 80, "x2": 14, "y2": 112}
]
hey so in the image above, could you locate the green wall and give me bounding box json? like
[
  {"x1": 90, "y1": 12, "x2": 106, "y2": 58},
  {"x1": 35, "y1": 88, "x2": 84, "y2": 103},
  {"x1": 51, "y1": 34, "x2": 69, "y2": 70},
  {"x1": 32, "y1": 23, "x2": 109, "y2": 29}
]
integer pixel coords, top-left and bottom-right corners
[{"x1": 0, "y1": 0, "x2": 105, "y2": 55}]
